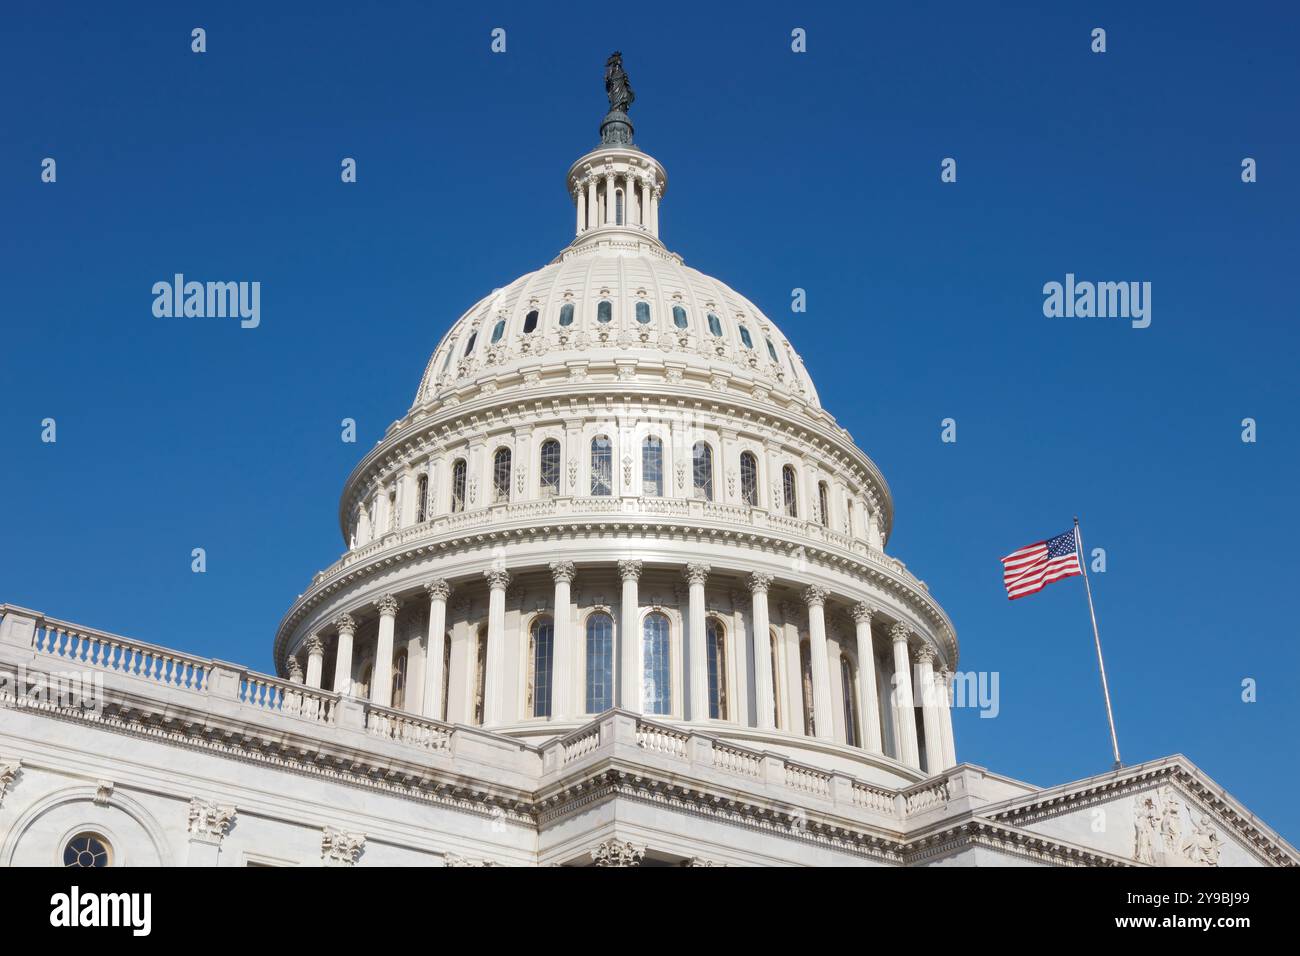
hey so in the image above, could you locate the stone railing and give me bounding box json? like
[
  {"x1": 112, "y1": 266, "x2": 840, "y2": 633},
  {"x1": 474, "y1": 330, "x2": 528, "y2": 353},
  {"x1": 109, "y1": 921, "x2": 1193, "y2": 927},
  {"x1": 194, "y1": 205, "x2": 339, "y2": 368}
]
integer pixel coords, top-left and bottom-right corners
[
  {"x1": 711, "y1": 740, "x2": 764, "y2": 779},
  {"x1": 903, "y1": 778, "x2": 950, "y2": 815},
  {"x1": 23, "y1": 611, "x2": 212, "y2": 692},
  {"x1": 240, "y1": 673, "x2": 338, "y2": 726},
  {"x1": 784, "y1": 761, "x2": 833, "y2": 797},
  {"x1": 852, "y1": 781, "x2": 897, "y2": 814},
  {"x1": 634, "y1": 719, "x2": 689, "y2": 758},
  {"x1": 364, "y1": 702, "x2": 452, "y2": 751},
  {"x1": 558, "y1": 723, "x2": 603, "y2": 765}
]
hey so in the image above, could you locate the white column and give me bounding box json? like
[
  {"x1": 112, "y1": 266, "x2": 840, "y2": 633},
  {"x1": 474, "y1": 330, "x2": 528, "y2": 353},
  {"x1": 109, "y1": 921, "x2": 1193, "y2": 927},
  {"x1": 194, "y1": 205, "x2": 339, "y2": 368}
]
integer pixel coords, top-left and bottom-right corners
[
  {"x1": 684, "y1": 563, "x2": 710, "y2": 721},
  {"x1": 748, "y1": 573, "x2": 775, "y2": 731},
  {"x1": 802, "y1": 587, "x2": 833, "y2": 740},
  {"x1": 483, "y1": 569, "x2": 509, "y2": 725},
  {"x1": 604, "y1": 172, "x2": 616, "y2": 225},
  {"x1": 304, "y1": 636, "x2": 325, "y2": 689},
  {"x1": 628, "y1": 174, "x2": 639, "y2": 226},
  {"x1": 371, "y1": 595, "x2": 400, "y2": 707},
  {"x1": 550, "y1": 561, "x2": 575, "y2": 720},
  {"x1": 729, "y1": 589, "x2": 749, "y2": 725},
  {"x1": 649, "y1": 184, "x2": 659, "y2": 235},
  {"x1": 586, "y1": 177, "x2": 597, "y2": 231},
  {"x1": 851, "y1": 602, "x2": 883, "y2": 753},
  {"x1": 915, "y1": 645, "x2": 942, "y2": 774},
  {"x1": 421, "y1": 580, "x2": 450, "y2": 719},
  {"x1": 332, "y1": 613, "x2": 356, "y2": 696},
  {"x1": 641, "y1": 177, "x2": 651, "y2": 229},
  {"x1": 937, "y1": 667, "x2": 957, "y2": 769},
  {"x1": 890, "y1": 622, "x2": 921, "y2": 769},
  {"x1": 618, "y1": 560, "x2": 642, "y2": 712},
  {"x1": 575, "y1": 184, "x2": 585, "y2": 234}
]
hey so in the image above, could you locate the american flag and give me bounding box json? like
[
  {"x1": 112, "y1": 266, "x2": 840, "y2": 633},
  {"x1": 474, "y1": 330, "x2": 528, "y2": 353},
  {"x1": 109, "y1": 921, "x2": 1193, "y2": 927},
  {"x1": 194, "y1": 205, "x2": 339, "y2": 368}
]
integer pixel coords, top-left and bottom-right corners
[{"x1": 1001, "y1": 530, "x2": 1082, "y2": 599}]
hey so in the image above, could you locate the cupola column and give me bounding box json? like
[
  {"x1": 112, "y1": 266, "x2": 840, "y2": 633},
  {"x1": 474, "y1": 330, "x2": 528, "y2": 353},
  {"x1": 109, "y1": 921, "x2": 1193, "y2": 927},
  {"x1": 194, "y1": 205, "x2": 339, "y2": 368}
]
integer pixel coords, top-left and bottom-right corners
[
  {"x1": 618, "y1": 560, "x2": 642, "y2": 712},
  {"x1": 915, "y1": 645, "x2": 942, "y2": 774},
  {"x1": 851, "y1": 603, "x2": 883, "y2": 753},
  {"x1": 483, "y1": 569, "x2": 510, "y2": 724},
  {"x1": 549, "y1": 562, "x2": 576, "y2": 720},
  {"x1": 304, "y1": 636, "x2": 325, "y2": 689},
  {"x1": 332, "y1": 614, "x2": 356, "y2": 696},
  {"x1": 748, "y1": 573, "x2": 776, "y2": 731},
  {"x1": 627, "y1": 173, "x2": 639, "y2": 226},
  {"x1": 421, "y1": 580, "x2": 451, "y2": 719},
  {"x1": 684, "y1": 563, "x2": 710, "y2": 721},
  {"x1": 802, "y1": 587, "x2": 833, "y2": 740},
  {"x1": 937, "y1": 668, "x2": 957, "y2": 769},
  {"x1": 575, "y1": 184, "x2": 585, "y2": 234},
  {"x1": 604, "y1": 171, "x2": 616, "y2": 225},
  {"x1": 371, "y1": 595, "x2": 401, "y2": 708},
  {"x1": 890, "y1": 623, "x2": 921, "y2": 768},
  {"x1": 585, "y1": 177, "x2": 597, "y2": 232}
]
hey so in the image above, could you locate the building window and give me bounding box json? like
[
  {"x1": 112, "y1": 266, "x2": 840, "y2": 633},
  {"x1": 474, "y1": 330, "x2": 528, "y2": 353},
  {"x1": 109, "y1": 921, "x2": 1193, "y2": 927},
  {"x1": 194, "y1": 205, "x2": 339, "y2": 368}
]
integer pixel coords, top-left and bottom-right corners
[
  {"x1": 441, "y1": 345, "x2": 456, "y2": 373},
  {"x1": 642, "y1": 436, "x2": 663, "y2": 496},
  {"x1": 799, "y1": 640, "x2": 815, "y2": 736},
  {"x1": 539, "y1": 439, "x2": 561, "y2": 496},
  {"x1": 473, "y1": 629, "x2": 487, "y2": 725},
  {"x1": 590, "y1": 436, "x2": 613, "y2": 496},
  {"x1": 672, "y1": 305, "x2": 688, "y2": 329},
  {"x1": 692, "y1": 441, "x2": 713, "y2": 501},
  {"x1": 706, "y1": 617, "x2": 727, "y2": 720},
  {"x1": 63, "y1": 833, "x2": 111, "y2": 868},
  {"x1": 769, "y1": 630, "x2": 782, "y2": 728},
  {"x1": 490, "y1": 319, "x2": 506, "y2": 344},
  {"x1": 707, "y1": 311, "x2": 723, "y2": 337},
  {"x1": 463, "y1": 331, "x2": 477, "y2": 356},
  {"x1": 493, "y1": 447, "x2": 512, "y2": 502},
  {"x1": 441, "y1": 634, "x2": 451, "y2": 721},
  {"x1": 642, "y1": 612, "x2": 671, "y2": 715},
  {"x1": 635, "y1": 300, "x2": 651, "y2": 324},
  {"x1": 559, "y1": 303, "x2": 575, "y2": 327},
  {"x1": 818, "y1": 481, "x2": 831, "y2": 528},
  {"x1": 451, "y1": 459, "x2": 467, "y2": 513},
  {"x1": 782, "y1": 465, "x2": 798, "y2": 518},
  {"x1": 597, "y1": 300, "x2": 613, "y2": 324},
  {"x1": 841, "y1": 655, "x2": 859, "y2": 747},
  {"x1": 416, "y1": 473, "x2": 429, "y2": 523},
  {"x1": 523, "y1": 309, "x2": 539, "y2": 334},
  {"x1": 766, "y1": 337, "x2": 779, "y2": 363},
  {"x1": 392, "y1": 651, "x2": 408, "y2": 710},
  {"x1": 740, "y1": 451, "x2": 758, "y2": 506},
  {"x1": 529, "y1": 616, "x2": 554, "y2": 718},
  {"x1": 846, "y1": 498, "x2": 855, "y2": 537},
  {"x1": 586, "y1": 612, "x2": 614, "y2": 713},
  {"x1": 738, "y1": 324, "x2": 754, "y2": 349},
  {"x1": 357, "y1": 662, "x2": 373, "y2": 700},
  {"x1": 615, "y1": 189, "x2": 624, "y2": 225}
]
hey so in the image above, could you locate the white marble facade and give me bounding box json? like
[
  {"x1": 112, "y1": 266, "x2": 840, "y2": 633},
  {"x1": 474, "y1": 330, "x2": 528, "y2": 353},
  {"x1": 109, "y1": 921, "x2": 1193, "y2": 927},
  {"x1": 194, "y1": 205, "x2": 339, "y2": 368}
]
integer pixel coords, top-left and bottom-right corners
[{"x1": 0, "y1": 101, "x2": 1294, "y2": 869}]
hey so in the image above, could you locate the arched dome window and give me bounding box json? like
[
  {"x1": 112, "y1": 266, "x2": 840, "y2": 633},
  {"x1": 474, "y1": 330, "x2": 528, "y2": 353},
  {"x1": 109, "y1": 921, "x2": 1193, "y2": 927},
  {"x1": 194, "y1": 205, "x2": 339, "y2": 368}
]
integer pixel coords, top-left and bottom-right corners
[
  {"x1": 782, "y1": 465, "x2": 798, "y2": 518},
  {"x1": 440, "y1": 634, "x2": 451, "y2": 721},
  {"x1": 841, "y1": 655, "x2": 860, "y2": 747},
  {"x1": 416, "y1": 473, "x2": 429, "y2": 523},
  {"x1": 529, "y1": 616, "x2": 554, "y2": 718},
  {"x1": 846, "y1": 498, "x2": 855, "y2": 537},
  {"x1": 493, "y1": 447, "x2": 512, "y2": 502},
  {"x1": 451, "y1": 459, "x2": 468, "y2": 513},
  {"x1": 523, "y1": 309, "x2": 539, "y2": 334},
  {"x1": 586, "y1": 612, "x2": 614, "y2": 713},
  {"x1": 707, "y1": 312, "x2": 723, "y2": 337},
  {"x1": 615, "y1": 189, "x2": 625, "y2": 225},
  {"x1": 766, "y1": 336, "x2": 780, "y2": 364},
  {"x1": 441, "y1": 346, "x2": 456, "y2": 373},
  {"x1": 672, "y1": 305, "x2": 688, "y2": 329},
  {"x1": 559, "y1": 303, "x2": 575, "y2": 327},
  {"x1": 463, "y1": 331, "x2": 478, "y2": 356},
  {"x1": 692, "y1": 441, "x2": 713, "y2": 501},
  {"x1": 642, "y1": 612, "x2": 671, "y2": 715},
  {"x1": 490, "y1": 319, "x2": 506, "y2": 344},
  {"x1": 64, "y1": 833, "x2": 111, "y2": 868},
  {"x1": 357, "y1": 662, "x2": 373, "y2": 701},
  {"x1": 769, "y1": 629, "x2": 782, "y2": 728},
  {"x1": 740, "y1": 451, "x2": 758, "y2": 507},
  {"x1": 392, "y1": 650, "x2": 408, "y2": 710},
  {"x1": 472, "y1": 628, "x2": 487, "y2": 725},
  {"x1": 818, "y1": 481, "x2": 831, "y2": 528},
  {"x1": 706, "y1": 617, "x2": 727, "y2": 720},
  {"x1": 738, "y1": 324, "x2": 754, "y2": 349},
  {"x1": 799, "y1": 639, "x2": 815, "y2": 736},
  {"x1": 597, "y1": 300, "x2": 613, "y2": 324},
  {"x1": 642, "y1": 436, "x2": 663, "y2": 496},
  {"x1": 539, "y1": 439, "x2": 561, "y2": 496},
  {"x1": 590, "y1": 436, "x2": 613, "y2": 496},
  {"x1": 635, "y1": 300, "x2": 651, "y2": 324}
]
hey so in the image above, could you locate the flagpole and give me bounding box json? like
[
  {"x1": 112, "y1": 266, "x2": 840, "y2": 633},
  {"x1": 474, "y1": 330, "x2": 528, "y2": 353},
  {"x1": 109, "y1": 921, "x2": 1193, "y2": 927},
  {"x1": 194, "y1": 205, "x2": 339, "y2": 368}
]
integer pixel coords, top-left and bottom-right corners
[{"x1": 1074, "y1": 516, "x2": 1122, "y2": 770}]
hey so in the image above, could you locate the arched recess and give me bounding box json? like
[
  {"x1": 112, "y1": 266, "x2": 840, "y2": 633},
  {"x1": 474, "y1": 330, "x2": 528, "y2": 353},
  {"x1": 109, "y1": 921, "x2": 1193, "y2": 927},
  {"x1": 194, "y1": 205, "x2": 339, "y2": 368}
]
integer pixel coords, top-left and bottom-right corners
[{"x1": 0, "y1": 784, "x2": 174, "y2": 867}]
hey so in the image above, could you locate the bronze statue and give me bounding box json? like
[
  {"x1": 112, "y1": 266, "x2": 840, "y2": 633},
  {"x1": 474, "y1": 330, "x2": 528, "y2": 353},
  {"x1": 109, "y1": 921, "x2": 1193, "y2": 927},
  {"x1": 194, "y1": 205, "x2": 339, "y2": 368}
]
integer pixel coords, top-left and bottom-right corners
[{"x1": 605, "y1": 51, "x2": 634, "y2": 114}]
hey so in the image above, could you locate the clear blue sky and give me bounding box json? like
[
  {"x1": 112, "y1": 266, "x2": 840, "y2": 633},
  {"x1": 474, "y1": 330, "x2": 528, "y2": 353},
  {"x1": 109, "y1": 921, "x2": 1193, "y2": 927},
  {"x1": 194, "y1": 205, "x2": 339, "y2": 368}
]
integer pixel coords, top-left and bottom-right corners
[{"x1": 3, "y1": 3, "x2": 1297, "y2": 843}]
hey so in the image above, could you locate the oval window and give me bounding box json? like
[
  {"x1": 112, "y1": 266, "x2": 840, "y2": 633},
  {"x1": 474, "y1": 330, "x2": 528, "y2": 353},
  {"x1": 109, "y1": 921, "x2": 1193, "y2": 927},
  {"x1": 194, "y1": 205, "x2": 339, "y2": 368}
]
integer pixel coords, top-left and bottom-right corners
[
  {"x1": 559, "y1": 303, "x2": 575, "y2": 327},
  {"x1": 672, "y1": 305, "x2": 688, "y2": 329},
  {"x1": 490, "y1": 319, "x2": 506, "y2": 344},
  {"x1": 597, "y1": 300, "x2": 613, "y2": 324},
  {"x1": 707, "y1": 312, "x2": 722, "y2": 337},
  {"x1": 635, "y1": 301, "x2": 651, "y2": 324},
  {"x1": 523, "y1": 310, "x2": 539, "y2": 334},
  {"x1": 739, "y1": 324, "x2": 753, "y2": 349},
  {"x1": 766, "y1": 337, "x2": 779, "y2": 363}
]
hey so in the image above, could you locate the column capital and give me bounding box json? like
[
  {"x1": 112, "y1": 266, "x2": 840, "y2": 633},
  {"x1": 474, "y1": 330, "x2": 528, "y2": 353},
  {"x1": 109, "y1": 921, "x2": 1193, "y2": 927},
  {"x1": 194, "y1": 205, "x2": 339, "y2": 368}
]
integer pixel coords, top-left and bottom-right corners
[
  {"x1": 889, "y1": 621, "x2": 912, "y2": 645},
  {"x1": 374, "y1": 594, "x2": 402, "y2": 618},
  {"x1": 936, "y1": 667, "x2": 952, "y2": 685},
  {"x1": 287, "y1": 658, "x2": 304, "y2": 682},
  {"x1": 747, "y1": 571, "x2": 774, "y2": 594},
  {"x1": 851, "y1": 601, "x2": 877, "y2": 624},
  {"x1": 802, "y1": 585, "x2": 828, "y2": 608},
  {"x1": 683, "y1": 562, "x2": 710, "y2": 585},
  {"x1": 426, "y1": 578, "x2": 452, "y2": 601},
  {"x1": 485, "y1": 568, "x2": 512, "y2": 591},
  {"x1": 617, "y1": 559, "x2": 643, "y2": 582},
  {"x1": 304, "y1": 635, "x2": 325, "y2": 657},
  {"x1": 550, "y1": 560, "x2": 577, "y2": 584},
  {"x1": 333, "y1": 612, "x2": 357, "y2": 635},
  {"x1": 914, "y1": 644, "x2": 936, "y2": 665}
]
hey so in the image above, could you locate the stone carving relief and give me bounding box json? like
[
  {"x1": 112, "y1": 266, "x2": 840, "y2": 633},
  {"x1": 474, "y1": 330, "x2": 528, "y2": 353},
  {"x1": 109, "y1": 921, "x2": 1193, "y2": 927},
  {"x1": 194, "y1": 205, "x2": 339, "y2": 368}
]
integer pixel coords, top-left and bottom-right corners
[
  {"x1": 322, "y1": 826, "x2": 366, "y2": 866},
  {"x1": 591, "y1": 839, "x2": 645, "y2": 867},
  {"x1": 1133, "y1": 786, "x2": 1221, "y2": 867},
  {"x1": 0, "y1": 759, "x2": 20, "y2": 808},
  {"x1": 188, "y1": 798, "x2": 237, "y2": 842}
]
